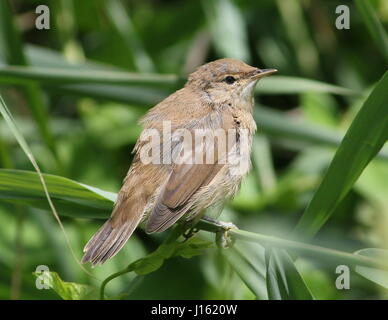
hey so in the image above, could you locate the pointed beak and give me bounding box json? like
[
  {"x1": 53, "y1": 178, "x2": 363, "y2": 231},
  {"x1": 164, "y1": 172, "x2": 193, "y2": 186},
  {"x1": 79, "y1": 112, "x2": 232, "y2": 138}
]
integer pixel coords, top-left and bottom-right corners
[{"x1": 250, "y1": 68, "x2": 277, "y2": 80}]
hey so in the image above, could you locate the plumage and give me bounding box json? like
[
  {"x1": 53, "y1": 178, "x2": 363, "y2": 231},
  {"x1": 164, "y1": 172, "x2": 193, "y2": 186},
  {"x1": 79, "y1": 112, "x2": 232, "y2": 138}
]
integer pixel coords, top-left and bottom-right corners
[{"x1": 82, "y1": 58, "x2": 276, "y2": 266}]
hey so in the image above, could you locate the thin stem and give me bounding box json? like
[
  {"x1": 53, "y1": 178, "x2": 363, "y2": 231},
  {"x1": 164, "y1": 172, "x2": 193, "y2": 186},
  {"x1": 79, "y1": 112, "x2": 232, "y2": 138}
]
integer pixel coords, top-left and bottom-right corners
[
  {"x1": 196, "y1": 219, "x2": 388, "y2": 270},
  {"x1": 99, "y1": 266, "x2": 133, "y2": 300},
  {"x1": 0, "y1": 65, "x2": 177, "y2": 86}
]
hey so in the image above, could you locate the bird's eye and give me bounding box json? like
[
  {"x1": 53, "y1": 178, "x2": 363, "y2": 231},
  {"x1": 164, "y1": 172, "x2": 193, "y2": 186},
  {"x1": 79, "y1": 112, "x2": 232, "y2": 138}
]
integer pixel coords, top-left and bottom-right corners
[{"x1": 224, "y1": 76, "x2": 236, "y2": 84}]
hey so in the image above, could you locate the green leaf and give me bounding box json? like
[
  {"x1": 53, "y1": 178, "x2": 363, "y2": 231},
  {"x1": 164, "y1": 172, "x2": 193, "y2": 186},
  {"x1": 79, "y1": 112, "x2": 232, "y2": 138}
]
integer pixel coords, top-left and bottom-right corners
[
  {"x1": 24, "y1": 44, "x2": 111, "y2": 69},
  {"x1": 355, "y1": 0, "x2": 388, "y2": 63},
  {"x1": 174, "y1": 238, "x2": 213, "y2": 259},
  {"x1": 1, "y1": 166, "x2": 387, "y2": 285},
  {"x1": 257, "y1": 76, "x2": 356, "y2": 95},
  {"x1": 56, "y1": 83, "x2": 170, "y2": 107},
  {"x1": 130, "y1": 244, "x2": 176, "y2": 276},
  {"x1": 0, "y1": 66, "x2": 355, "y2": 96},
  {"x1": 0, "y1": 93, "x2": 93, "y2": 271},
  {"x1": 355, "y1": 248, "x2": 388, "y2": 289},
  {"x1": 255, "y1": 106, "x2": 388, "y2": 161},
  {"x1": 222, "y1": 243, "x2": 268, "y2": 299},
  {"x1": 265, "y1": 248, "x2": 314, "y2": 300},
  {"x1": 0, "y1": 65, "x2": 175, "y2": 107},
  {"x1": 130, "y1": 237, "x2": 213, "y2": 276},
  {"x1": 0, "y1": 65, "x2": 177, "y2": 87},
  {"x1": 33, "y1": 271, "x2": 98, "y2": 300},
  {"x1": 356, "y1": 160, "x2": 388, "y2": 209},
  {"x1": 0, "y1": 167, "x2": 387, "y2": 276},
  {"x1": 226, "y1": 227, "x2": 388, "y2": 271},
  {"x1": 0, "y1": 169, "x2": 115, "y2": 218},
  {"x1": 293, "y1": 71, "x2": 388, "y2": 239}
]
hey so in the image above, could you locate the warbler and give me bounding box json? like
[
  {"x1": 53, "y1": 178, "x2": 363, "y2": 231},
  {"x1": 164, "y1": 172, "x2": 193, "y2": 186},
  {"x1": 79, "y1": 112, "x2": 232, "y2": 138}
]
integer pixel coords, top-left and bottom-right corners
[{"x1": 82, "y1": 58, "x2": 276, "y2": 266}]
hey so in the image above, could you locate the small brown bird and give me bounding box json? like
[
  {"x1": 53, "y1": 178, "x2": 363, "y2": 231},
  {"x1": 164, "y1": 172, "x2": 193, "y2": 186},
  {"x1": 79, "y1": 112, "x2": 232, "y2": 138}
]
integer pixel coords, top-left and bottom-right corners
[{"x1": 82, "y1": 58, "x2": 276, "y2": 266}]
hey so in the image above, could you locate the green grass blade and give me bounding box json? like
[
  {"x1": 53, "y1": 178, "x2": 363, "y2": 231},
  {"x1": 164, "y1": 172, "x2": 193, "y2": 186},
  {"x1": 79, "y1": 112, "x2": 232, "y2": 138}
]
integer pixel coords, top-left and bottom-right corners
[
  {"x1": 24, "y1": 44, "x2": 110, "y2": 69},
  {"x1": 3, "y1": 67, "x2": 383, "y2": 160},
  {"x1": 55, "y1": 83, "x2": 170, "y2": 107},
  {"x1": 265, "y1": 248, "x2": 313, "y2": 300},
  {"x1": 222, "y1": 245, "x2": 267, "y2": 299},
  {"x1": 0, "y1": 66, "x2": 178, "y2": 86},
  {"x1": 293, "y1": 71, "x2": 388, "y2": 239},
  {"x1": 354, "y1": 248, "x2": 388, "y2": 289},
  {"x1": 0, "y1": 96, "x2": 92, "y2": 274},
  {"x1": 255, "y1": 106, "x2": 343, "y2": 145},
  {"x1": 254, "y1": 106, "x2": 388, "y2": 161},
  {"x1": 355, "y1": 0, "x2": 388, "y2": 63},
  {"x1": 0, "y1": 65, "x2": 355, "y2": 96},
  {"x1": 1, "y1": 168, "x2": 388, "y2": 274},
  {"x1": 226, "y1": 227, "x2": 388, "y2": 271},
  {"x1": 257, "y1": 76, "x2": 356, "y2": 95},
  {"x1": 0, "y1": 169, "x2": 115, "y2": 218}
]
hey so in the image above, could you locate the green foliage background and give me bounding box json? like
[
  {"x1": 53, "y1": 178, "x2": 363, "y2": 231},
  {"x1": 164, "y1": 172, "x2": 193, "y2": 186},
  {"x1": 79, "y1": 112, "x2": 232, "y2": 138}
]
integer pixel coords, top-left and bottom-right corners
[{"x1": 0, "y1": 0, "x2": 387, "y2": 300}]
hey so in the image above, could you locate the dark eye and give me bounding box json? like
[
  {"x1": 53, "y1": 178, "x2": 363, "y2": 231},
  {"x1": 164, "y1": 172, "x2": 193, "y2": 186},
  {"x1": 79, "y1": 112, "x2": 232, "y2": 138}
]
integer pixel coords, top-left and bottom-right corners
[{"x1": 224, "y1": 76, "x2": 236, "y2": 84}]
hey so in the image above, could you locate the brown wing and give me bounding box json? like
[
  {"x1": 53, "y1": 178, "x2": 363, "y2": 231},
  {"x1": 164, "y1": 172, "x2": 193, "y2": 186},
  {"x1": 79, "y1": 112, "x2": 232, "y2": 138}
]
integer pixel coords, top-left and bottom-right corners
[
  {"x1": 145, "y1": 109, "x2": 239, "y2": 233},
  {"x1": 145, "y1": 162, "x2": 224, "y2": 233},
  {"x1": 145, "y1": 126, "x2": 231, "y2": 233}
]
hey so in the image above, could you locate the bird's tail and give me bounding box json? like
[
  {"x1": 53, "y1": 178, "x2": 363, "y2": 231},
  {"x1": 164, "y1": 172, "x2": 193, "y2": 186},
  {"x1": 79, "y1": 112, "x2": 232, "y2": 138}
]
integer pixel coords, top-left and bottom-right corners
[{"x1": 81, "y1": 201, "x2": 144, "y2": 266}]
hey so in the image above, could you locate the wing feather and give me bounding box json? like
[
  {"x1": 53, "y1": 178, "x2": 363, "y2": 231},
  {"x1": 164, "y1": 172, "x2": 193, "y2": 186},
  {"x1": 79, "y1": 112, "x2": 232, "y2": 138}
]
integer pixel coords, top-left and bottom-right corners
[
  {"x1": 145, "y1": 110, "x2": 237, "y2": 233},
  {"x1": 145, "y1": 163, "x2": 223, "y2": 233}
]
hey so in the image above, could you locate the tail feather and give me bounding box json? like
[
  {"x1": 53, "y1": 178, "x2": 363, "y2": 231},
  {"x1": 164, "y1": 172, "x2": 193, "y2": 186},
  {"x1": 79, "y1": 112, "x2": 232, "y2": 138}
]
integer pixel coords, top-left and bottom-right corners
[
  {"x1": 81, "y1": 200, "x2": 144, "y2": 266},
  {"x1": 81, "y1": 220, "x2": 135, "y2": 266},
  {"x1": 98, "y1": 227, "x2": 133, "y2": 262}
]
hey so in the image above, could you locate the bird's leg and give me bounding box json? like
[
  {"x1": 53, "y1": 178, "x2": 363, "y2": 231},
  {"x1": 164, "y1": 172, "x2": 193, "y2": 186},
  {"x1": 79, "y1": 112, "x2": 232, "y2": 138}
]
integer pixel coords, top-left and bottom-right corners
[
  {"x1": 181, "y1": 211, "x2": 216, "y2": 241},
  {"x1": 181, "y1": 214, "x2": 203, "y2": 241},
  {"x1": 201, "y1": 216, "x2": 237, "y2": 248},
  {"x1": 181, "y1": 215, "x2": 238, "y2": 244},
  {"x1": 201, "y1": 216, "x2": 237, "y2": 230}
]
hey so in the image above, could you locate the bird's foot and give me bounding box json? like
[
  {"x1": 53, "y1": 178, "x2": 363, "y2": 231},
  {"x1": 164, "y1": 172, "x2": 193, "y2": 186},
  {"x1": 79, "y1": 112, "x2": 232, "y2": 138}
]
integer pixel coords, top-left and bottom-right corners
[
  {"x1": 202, "y1": 216, "x2": 237, "y2": 231},
  {"x1": 202, "y1": 216, "x2": 237, "y2": 248}
]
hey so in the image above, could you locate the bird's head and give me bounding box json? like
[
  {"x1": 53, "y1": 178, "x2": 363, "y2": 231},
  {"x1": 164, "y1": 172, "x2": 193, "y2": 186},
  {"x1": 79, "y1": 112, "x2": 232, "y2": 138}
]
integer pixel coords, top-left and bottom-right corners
[{"x1": 186, "y1": 58, "x2": 277, "y2": 108}]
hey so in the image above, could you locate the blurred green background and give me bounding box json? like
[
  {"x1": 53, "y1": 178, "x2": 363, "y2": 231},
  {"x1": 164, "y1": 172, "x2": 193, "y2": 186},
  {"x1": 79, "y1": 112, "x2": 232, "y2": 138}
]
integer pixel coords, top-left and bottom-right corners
[{"x1": 0, "y1": 0, "x2": 387, "y2": 300}]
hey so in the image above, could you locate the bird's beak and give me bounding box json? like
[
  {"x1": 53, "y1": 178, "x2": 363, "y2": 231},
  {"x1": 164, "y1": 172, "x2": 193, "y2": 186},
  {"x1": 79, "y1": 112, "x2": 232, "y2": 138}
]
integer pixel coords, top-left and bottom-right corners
[{"x1": 250, "y1": 68, "x2": 277, "y2": 80}]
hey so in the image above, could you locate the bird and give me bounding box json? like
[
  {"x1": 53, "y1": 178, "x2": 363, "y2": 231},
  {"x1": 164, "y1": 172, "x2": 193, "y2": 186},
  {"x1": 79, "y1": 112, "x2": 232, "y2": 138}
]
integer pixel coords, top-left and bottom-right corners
[{"x1": 81, "y1": 58, "x2": 277, "y2": 266}]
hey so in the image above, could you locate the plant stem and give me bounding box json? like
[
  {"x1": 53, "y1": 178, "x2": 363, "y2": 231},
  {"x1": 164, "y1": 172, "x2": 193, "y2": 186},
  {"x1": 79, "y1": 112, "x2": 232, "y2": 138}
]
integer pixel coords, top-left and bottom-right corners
[
  {"x1": 99, "y1": 266, "x2": 133, "y2": 300},
  {"x1": 196, "y1": 219, "x2": 388, "y2": 270}
]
